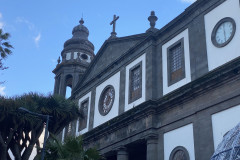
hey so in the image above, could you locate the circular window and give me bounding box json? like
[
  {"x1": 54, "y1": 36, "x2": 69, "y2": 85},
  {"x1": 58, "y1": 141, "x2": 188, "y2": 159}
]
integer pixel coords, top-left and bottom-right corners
[
  {"x1": 169, "y1": 146, "x2": 190, "y2": 160},
  {"x1": 81, "y1": 53, "x2": 88, "y2": 60},
  {"x1": 98, "y1": 85, "x2": 115, "y2": 116},
  {"x1": 211, "y1": 17, "x2": 236, "y2": 48}
]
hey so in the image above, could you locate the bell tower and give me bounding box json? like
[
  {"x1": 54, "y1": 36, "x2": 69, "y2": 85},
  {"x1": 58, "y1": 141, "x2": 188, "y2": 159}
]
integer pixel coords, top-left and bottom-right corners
[{"x1": 53, "y1": 18, "x2": 94, "y2": 98}]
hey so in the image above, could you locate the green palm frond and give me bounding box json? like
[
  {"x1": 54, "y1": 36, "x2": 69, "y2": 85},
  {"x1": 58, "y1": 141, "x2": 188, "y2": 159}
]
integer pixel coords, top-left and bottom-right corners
[
  {"x1": 0, "y1": 31, "x2": 10, "y2": 40},
  {"x1": 2, "y1": 42, "x2": 13, "y2": 48},
  {"x1": 45, "y1": 135, "x2": 101, "y2": 160},
  {"x1": 45, "y1": 134, "x2": 68, "y2": 160},
  {"x1": 0, "y1": 29, "x2": 13, "y2": 57},
  {"x1": 84, "y1": 148, "x2": 102, "y2": 160},
  {"x1": 0, "y1": 29, "x2": 13, "y2": 71}
]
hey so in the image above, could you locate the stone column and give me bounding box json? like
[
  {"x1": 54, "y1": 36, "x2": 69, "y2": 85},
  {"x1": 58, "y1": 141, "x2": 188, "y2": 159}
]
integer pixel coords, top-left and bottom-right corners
[
  {"x1": 146, "y1": 135, "x2": 158, "y2": 160},
  {"x1": 53, "y1": 76, "x2": 60, "y2": 95},
  {"x1": 59, "y1": 74, "x2": 66, "y2": 96},
  {"x1": 117, "y1": 146, "x2": 128, "y2": 160}
]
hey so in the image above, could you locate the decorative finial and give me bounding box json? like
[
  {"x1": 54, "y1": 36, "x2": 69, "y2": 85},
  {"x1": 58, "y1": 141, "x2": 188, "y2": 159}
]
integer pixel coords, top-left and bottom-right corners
[
  {"x1": 109, "y1": 14, "x2": 119, "y2": 38},
  {"x1": 57, "y1": 56, "x2": 61, "y2": 64},
  {"x1": 146, "y1": 11, "x2": 158, "y2": 33},
  {"x1": 79, "y1": 18, "x2": 84, "y2": 25},
  {"x1": 148, "y1": 11, "x2": 158, "y2": 28}
]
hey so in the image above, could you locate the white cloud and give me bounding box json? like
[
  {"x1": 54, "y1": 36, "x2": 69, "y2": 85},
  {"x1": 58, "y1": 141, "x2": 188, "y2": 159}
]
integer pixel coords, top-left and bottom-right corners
[
  {"x1": 0, "y1": 85, "x2": 6, "y2": 96},
  {"x1": 16, "y1": 17, "x2": 41, "y2": 47},
  {"x1": 34, "y1": 33, "x2": 41, "y2": 47},
  {"x1": 16, "y1": 17, "x2": 35, "y2": 30},
  {"x1": 0, "y1": 22, "x2": 4, "y2": 29},
  {"x1": 0, "y1": 12, "x2": 4, "y2": 29},
  {"x1": 181, "y1": 0, "x2": 196, "y2": 3}
]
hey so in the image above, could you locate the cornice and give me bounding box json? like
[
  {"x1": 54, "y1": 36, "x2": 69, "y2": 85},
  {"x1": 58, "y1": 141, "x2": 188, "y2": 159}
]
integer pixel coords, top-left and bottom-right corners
[
  {"x1": 83, "y1": 56, "x2": 240, "y2": 142},
  {"x1": 52, "y1": 61, "x2": 89, "y2": 74}
]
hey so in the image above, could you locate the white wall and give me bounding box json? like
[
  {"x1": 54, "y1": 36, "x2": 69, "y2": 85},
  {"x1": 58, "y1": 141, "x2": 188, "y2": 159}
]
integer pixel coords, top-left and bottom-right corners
[
  {"x1": 204, "y1": 0, "x2": 240, "y2": 71},
  {"x1": 76, "y1": 92, "x2": 91, "y2": 136},
  {"x1": 93, "y1": 72, "x2": 120, "y2": 128},
  {"x1": 164, "y1": 124, "x2": 195, "y2": 160},
  {"x1": 211, "y1": 104, "x2": 240, "y2": 150},
  {"x1": 125, "y1": 53, "x2": 146, "y2": 112},
  {"x1": 162, "y1": 29, "x2": 191, "y2": 95}
]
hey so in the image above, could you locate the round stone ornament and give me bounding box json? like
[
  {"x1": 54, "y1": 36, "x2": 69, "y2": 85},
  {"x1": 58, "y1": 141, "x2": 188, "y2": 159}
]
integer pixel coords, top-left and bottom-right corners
[
  {"x1": 169, "y1": 146, "x2": 190, "y2": 160},
  {"x1": 98, "y1": 85, "x2": 115, "y2": 116}
]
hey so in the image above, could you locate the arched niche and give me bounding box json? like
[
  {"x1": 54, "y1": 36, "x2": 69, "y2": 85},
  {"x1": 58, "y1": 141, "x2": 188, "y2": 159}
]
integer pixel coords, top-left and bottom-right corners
[{"x1": 65, "y1": 74, "x2": 73, "y2": 98}]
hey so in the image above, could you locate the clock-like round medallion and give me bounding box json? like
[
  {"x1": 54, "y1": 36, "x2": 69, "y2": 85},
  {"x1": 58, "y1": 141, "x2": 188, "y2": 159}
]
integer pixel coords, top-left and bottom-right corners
[
  {"x1": 169, "y1": 146, "x2": 190, "y2": 160},
  {"x1": 98, "y1": 85, "x2": 115, "y2": 116},
  {"x1": 211, "y1": 17, "x2": 236, "y2": 48}
]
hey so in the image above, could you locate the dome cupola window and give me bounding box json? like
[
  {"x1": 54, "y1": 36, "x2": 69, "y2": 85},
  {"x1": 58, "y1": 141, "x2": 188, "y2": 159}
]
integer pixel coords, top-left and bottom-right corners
[{"x1": 81, "y1": 53, "x2": 88, "y2": 60}]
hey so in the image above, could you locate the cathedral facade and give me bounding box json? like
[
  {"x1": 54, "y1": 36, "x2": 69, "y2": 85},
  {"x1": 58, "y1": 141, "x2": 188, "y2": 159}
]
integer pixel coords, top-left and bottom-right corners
[{"x1": 53, "y1": 0, "x2": 240, "y2": 159}]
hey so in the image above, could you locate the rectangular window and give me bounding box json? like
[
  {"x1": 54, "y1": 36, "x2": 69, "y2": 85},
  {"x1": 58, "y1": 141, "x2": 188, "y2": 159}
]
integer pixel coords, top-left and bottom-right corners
[
  {"x1": 66, "y1": 52, "x2": 71, "y2": 60},
  {"x1": 78, "y1": 98, "x2": 89, "y2": 132},
  {"x1": 129, "y1": 62, "x2": 142, "y2": 103},
  {"x1": 167, "y1": 38, "x2": 185, "y2": 86}
]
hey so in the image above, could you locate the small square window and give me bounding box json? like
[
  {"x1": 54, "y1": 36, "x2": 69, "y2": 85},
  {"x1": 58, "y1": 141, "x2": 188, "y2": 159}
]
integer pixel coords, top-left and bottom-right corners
[
  {"x1": 78, "y1": 98, "x2": 89, "y2": 132},
  {"x1": 167, "y1": 38, "x2": 185, "y2": 86},
  {"x1": 129, "y1": 62, "x2": 142, "y2": 104}
]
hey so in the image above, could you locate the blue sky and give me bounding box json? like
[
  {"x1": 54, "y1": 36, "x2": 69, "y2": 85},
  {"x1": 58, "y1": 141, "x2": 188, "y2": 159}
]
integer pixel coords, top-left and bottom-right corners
[{"x1": 0, "y1": 0, "x2": 195, "y2": 97}]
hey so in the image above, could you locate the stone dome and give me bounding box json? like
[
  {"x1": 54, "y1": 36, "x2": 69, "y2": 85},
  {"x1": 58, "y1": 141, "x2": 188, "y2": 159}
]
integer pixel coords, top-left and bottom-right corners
[
  {"x1": 62, "y1": 18, "x2": 94, "y2": 55},
  {"x1": 72, "y1": 18, "x2": 89, "y2": 39}
]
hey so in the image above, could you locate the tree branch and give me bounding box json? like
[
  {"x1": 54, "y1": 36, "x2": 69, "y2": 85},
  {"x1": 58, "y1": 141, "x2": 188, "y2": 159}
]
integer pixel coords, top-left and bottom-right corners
[{"x1": 22, "y1": 123, "x2": 44, "y2": 160}]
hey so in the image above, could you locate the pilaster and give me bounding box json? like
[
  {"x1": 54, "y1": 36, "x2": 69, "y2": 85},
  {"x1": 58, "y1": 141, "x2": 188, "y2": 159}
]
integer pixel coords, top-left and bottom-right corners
[
  {"x1": 117, "y1": 146, "x2": 128, "y2": 160},
  {"x1": 146, "y1": 134, "x2": 158, "y2": 160}
]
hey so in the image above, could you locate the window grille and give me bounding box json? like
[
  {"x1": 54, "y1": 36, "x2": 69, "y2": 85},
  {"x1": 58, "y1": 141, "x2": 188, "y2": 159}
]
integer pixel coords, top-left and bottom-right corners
[
  {"x1": 132, "y1": 67, "x2": 141, "y2": 91},
  {"x1": 129, "y1": 63, "x2": 142, "y2": 103},
  {"x1": 167, "y1": 38, "x2": 185, "y2": 86},
  {"x1": 170, "y1": 44, "x2": 182, "y2": 73}
]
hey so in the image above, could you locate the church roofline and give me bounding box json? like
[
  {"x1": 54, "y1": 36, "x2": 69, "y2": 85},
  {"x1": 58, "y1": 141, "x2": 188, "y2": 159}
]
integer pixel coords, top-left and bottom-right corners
[
  {"x1": 106, "y1": 32, "x2": 148, "y2": 43},
  {"x1": 154, "y1": 0, "x2": 216, "y2": 39},
  {"x1": 71, "y1": 32, "x2": 156, "y2": 96}
]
